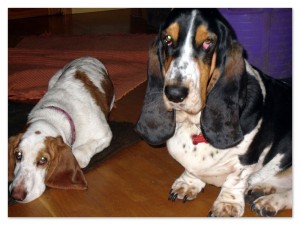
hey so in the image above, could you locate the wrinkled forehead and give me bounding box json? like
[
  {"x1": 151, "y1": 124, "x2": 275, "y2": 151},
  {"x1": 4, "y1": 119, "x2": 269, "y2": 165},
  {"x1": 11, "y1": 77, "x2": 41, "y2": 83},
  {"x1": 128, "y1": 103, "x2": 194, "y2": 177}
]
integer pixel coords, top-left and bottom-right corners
[{"x1": 160, "y1": 9, "x2": 219, "y2": 48}]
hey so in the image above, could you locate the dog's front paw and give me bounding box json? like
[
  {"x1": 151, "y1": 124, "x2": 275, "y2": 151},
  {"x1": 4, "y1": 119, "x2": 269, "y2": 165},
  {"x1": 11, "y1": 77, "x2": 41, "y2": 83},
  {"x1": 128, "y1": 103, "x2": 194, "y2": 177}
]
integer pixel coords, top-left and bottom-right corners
[
  {"x1": 168, "y1": 180, "x2": 204, "y2": 202},
  {"x1": 246, "y1": 184, "x2": 282, "y2": 216},
  {"x1": 250, "y1": 196, "x2": 278, "y2": 217},
  {"x1": 208, "y1": 202, "x2": 244, "y2": 217}
]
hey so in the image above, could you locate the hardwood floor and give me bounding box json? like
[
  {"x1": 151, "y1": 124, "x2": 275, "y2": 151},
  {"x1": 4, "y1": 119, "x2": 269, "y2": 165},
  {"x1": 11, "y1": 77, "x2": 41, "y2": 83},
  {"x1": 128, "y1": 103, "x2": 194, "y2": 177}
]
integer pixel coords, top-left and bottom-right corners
[{"x1": 8, "y1": 9, "x2": 292, "y2": 217}]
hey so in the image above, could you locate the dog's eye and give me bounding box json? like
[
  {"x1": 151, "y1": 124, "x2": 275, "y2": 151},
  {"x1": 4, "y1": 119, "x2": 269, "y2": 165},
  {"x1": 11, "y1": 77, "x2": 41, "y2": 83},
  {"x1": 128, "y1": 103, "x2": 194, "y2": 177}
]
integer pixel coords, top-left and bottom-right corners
[
  {"x1": 15, "y1": 151, "x2": 22, "y2": 161},
  {"x1": 164, "y1": 34, "x2": 173, "y2": 47},
  {"x1": 202, "y1": 39, "x2": 213, "y2": 50},
  {"x1": 37, "y1": 156, "x2": 48, "y2": 166}
]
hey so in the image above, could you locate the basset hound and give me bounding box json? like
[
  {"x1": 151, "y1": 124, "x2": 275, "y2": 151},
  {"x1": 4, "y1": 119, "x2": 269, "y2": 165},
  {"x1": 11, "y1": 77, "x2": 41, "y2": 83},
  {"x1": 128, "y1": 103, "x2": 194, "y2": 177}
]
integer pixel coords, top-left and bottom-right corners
[
  {"x1": 8, "y1": 57, "x2": 115, "y2": 203},
  {"x1": 136, "y1": 9, "x2": 292, "y2": 217}
]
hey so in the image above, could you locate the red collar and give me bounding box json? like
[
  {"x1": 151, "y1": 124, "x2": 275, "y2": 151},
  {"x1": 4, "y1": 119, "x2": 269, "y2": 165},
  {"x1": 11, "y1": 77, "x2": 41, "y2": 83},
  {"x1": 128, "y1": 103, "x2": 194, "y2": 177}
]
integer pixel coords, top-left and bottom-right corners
[
  {"x1": 44, "y1": 106, "x2": 76, "y2": 146},
  {"x1": 192, "y1": 134, "x2": 208, "y2": 145}
]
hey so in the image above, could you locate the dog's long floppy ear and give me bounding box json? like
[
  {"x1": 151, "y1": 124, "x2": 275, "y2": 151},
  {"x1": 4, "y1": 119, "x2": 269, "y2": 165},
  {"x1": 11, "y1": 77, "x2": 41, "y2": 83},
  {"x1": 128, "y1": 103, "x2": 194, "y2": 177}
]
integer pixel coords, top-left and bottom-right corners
[
  {"x1": 8, "y1": 133, "x2": 24, "y2": 181},
  {"x1": 136, "y1": 38, "x2": 176, "y2": 145},
  {"x1": 201, "y1": 40, "x2": 246, "y2": 149},
  {"x1": 45, "y1": 136, "x2": 88, "y2": 190}
]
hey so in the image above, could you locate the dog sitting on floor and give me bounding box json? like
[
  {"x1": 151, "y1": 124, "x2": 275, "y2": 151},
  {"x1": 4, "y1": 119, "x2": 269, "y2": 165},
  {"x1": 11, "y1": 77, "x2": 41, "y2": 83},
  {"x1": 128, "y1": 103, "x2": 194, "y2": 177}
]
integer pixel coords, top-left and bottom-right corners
[
  {"x1": 136, "y1": 9, "x2": 292, "y2": 217},
  {"x1": 8, "y1": 57, "x2": 115, "y2": 203}
]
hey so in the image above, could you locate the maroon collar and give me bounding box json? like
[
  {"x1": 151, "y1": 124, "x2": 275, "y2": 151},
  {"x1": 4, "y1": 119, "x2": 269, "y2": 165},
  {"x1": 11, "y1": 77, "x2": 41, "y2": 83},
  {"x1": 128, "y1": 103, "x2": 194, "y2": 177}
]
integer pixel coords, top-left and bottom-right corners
[{"x1": 44, "y1": 106, "x2": 76, "y2": 146}]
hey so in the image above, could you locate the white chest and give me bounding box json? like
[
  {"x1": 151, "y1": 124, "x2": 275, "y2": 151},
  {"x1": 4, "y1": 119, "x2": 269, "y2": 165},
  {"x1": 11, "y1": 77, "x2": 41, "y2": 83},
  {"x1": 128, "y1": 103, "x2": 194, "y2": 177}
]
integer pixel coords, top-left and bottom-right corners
[{"x1": 166, "y1": 121, "x2": 259, "y2": 186}]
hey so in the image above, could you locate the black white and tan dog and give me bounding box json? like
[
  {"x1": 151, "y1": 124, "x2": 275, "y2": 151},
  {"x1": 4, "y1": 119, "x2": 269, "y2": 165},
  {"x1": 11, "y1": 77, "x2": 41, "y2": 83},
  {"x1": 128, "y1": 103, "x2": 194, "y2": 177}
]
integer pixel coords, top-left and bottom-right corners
[
  {"x1": 8, "y1": 57, "x2": 115, "y2": 203},
  {"x1": 136, "y1": 9, "x2": 292, "y2": 217}
]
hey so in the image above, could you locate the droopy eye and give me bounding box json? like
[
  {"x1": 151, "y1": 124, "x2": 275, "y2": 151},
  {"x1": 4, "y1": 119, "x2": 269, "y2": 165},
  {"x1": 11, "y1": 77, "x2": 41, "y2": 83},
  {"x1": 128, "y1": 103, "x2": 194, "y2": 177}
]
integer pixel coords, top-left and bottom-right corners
[
  {"x1": 202, "y1": 38, "x2": 213, "y2": 50},
  {"x1": 15, "y1": 151, "x2": 22, "y2": 161},
  {"x1": 164, "y1": 34, "x2": 173, "y2": 47},
  {"x1": 37, "y1": 156, "x2": 48, "y2": 166}
]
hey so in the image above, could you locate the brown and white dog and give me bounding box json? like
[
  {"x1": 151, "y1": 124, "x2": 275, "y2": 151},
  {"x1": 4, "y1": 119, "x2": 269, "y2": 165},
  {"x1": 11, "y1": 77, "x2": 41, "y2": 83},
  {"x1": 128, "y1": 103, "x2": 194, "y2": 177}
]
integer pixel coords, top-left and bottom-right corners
[
  {"x1": 136, "y1": 9, "x2": 292, "y2": 217},
  {"x1": 8, "y1": 57, "x2": 115, "y2": 203}
]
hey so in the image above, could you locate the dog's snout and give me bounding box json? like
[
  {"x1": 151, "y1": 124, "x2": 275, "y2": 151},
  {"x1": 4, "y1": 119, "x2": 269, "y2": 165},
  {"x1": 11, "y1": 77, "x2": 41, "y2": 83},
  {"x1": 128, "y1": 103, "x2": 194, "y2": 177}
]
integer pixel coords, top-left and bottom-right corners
[
  {"x1": 165, "y1": 85, "x2": 189, "y2": 103},
  {"x1": 11, "y1": 187, "x2": 27, "y2": 201}
]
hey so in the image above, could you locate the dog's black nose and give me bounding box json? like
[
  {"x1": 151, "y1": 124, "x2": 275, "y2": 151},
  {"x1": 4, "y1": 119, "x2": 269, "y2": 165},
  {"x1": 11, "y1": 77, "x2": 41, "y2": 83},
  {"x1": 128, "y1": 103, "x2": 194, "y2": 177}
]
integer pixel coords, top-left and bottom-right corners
[{"x1": 164, "y1": 85, "x2": 189, "y2": 103}]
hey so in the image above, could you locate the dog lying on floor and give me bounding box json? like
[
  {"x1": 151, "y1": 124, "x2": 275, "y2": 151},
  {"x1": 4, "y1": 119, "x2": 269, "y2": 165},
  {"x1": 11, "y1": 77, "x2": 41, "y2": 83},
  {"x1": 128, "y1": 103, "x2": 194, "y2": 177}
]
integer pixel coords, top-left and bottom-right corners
[
  {"x1": 8, "y1": 57, "x2": 115, "y2": 203},
  {"x1": 136, "y1": 9, "x2": 292, "y2": 217}
]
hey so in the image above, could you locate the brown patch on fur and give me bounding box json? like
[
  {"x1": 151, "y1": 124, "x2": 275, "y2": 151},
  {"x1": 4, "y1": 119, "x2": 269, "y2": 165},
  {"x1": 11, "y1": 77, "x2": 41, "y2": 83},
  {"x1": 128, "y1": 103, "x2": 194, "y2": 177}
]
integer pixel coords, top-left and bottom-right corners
[
  {"x1": 35, "y1": 130, "x2": 41, "y2": 135},
  {"x1": 161, "y1": 23, "x2": 179, "y2": 75},
  {"x1": 206, "y1": 51, "x2": 219, "y2": 93},
  {"x1": 223, "y1": 42, "x2": 244, "y2": 79},
  {"x1": 198, "y1": 60, "x2": 211, "y2": 110},
  {"x1": 75, "y1": 70, "x2": 114, "y2": 118},
  {"x1": 8, "y1": 133, "x2": 24, "y2": 181},
  {"x1": 197, "y1": 51, "x2": 218, "y2": 108},
  {"x1": 207, "y1": 68, "x2": 220, "y2": 93},
  {"x1": 44, "y1": 136, "x2": 87, "y2": 190},
  {"x1": 195, "y1": 25, "x2": 209, "y2": 47},
  {"x1": 209, "y1": 52, "x2": 217, "y2": 75},
  {"x1": 166, "y1": 22, "x2": 179, "y2": 45}
]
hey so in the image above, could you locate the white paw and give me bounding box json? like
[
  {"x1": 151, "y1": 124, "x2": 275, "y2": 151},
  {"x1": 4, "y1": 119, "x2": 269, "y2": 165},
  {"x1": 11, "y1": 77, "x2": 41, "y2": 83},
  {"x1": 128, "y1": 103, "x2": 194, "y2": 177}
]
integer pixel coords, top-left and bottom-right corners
[
  {"x1": 169, "y1": 179, "x2": 204, "y2": 202},
  {"x1": 209, "y1": 201, "x2": 244, "y2": 217},
  {"x1": 250, "y1": 195, "x2": 279, "y2": 217}
]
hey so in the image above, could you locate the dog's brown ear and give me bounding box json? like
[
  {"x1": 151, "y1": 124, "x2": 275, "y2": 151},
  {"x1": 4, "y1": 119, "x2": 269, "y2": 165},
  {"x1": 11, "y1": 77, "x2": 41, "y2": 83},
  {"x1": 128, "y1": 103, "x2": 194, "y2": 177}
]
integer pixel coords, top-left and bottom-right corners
[
  {"x1": 45, "y1": 136, "x2": 88, "y2": 190},
  {"x1": 8, "y1": 133, "x2": 24, "y2": 181},
  {"x1": 201, "y1": 41, "x2": 246, "y2": 149},
  {"x1": 136, "y1": 38, "x2": 176, "y2": 145}
]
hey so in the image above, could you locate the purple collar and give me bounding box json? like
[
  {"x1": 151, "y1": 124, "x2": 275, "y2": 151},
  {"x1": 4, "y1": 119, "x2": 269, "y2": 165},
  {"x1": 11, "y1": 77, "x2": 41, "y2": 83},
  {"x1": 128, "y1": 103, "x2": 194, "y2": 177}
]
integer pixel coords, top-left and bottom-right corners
[{"x1": 44, "y1": 106, "x2": 76, "y2": 146}]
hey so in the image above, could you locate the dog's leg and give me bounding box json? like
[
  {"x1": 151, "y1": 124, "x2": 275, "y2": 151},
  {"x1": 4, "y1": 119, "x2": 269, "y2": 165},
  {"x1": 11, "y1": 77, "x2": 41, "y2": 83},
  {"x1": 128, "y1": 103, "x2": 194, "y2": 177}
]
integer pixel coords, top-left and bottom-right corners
[
  {"x1": 247, "y1": 153, "x2": 287, "y2": 188},
  {"x1": 72, "y1": 135, "x2": 112, "y2": 168},
  {"x1": 246, "y1": 167, "x2": 292, "y2": 216},
  {"x1": 169, "y1": 170, "x2": 206, "y2": 202},
  {"x1": 248, "y1": 189, "x2": 292, "y2": 216},
  {"x1": 209, "y1": 166, "x2": 254, "y2": 217}
]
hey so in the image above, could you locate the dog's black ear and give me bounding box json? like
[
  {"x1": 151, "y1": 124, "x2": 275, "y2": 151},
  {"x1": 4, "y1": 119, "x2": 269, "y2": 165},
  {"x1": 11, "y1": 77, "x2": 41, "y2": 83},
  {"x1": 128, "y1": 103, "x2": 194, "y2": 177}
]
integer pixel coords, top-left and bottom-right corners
[
  {"x1": 201, "y1": 41, "x2": 246, "y2": 149},
  {"x1": 136, "y1": 38, "x2": 176, "y2": 145}
]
